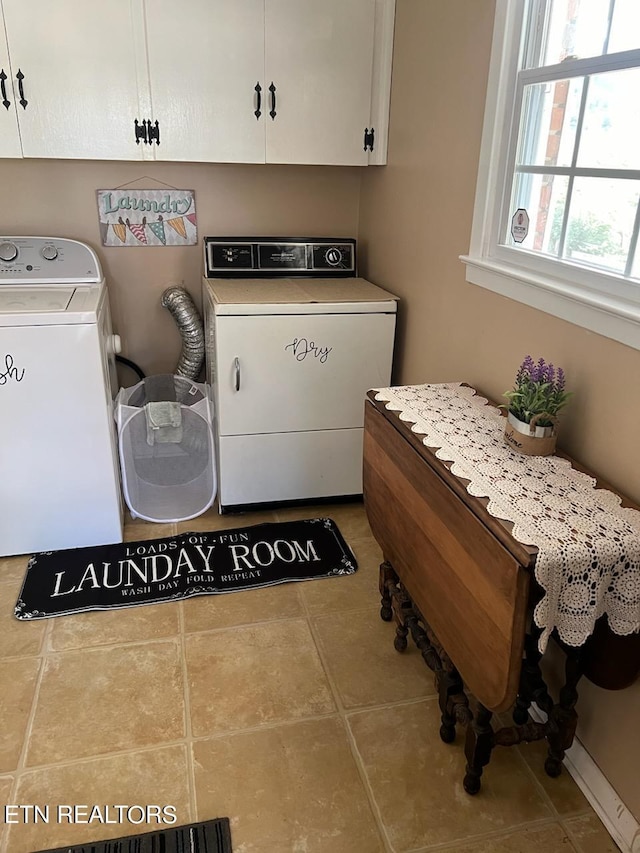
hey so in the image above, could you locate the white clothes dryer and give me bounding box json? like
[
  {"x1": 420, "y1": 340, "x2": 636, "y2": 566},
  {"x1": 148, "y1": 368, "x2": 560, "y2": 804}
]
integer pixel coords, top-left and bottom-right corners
[
  {"x1": 0, "y1": 236, "x2": 123, "y2": 556},
  {"x1": 202, "y1": 237, "x2": 398, "y2": 511}
]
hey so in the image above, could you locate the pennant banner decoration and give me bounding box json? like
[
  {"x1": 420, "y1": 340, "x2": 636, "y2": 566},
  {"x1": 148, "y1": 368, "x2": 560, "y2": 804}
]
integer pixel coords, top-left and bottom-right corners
[
  {"x1": 147, "y1": 217, "x2": 167, "y2": 245},
  {"x1": 97, "y1": 189, "x2": 197, "y2": 247},
  {"x1": 99, "y1": 221, "x2": 110, "y2": 245},
  {"x1": 166, "y1": 216, "x2": 187, "y2": 239},
  {"x1": 127, "y1": 217, "x2": 148, "y2": 244},
  {"x1": 112, "y1": 217, "x2": 127, "y2": 244}
]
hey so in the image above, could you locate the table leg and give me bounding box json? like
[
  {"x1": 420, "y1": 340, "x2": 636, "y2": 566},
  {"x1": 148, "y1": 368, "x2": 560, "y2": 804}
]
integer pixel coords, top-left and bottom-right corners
[
  {"x1": 378, "y1": 561, "x2": 410, "y2": 650},
  {"x1": 513, "y1": 625, "x2": 555, "y2": 725},
  {"x1": 463, "y1": 703, "x2": 494, "y2": 795},
  {"x1": 438, "y1": 670, "x2": 463, "y2": 744},
  {"x1": 394, "y1": 617, "x2": 409, "y2": 652},
  {"x1": 379, "y1": 560, "x2": 395, "y2": 622},
  {"x1": 402, "y1": 602, "x2": 470, "y2": 742},
  {"x1": 378, "y1": 563, "x2": 473, "y2": 741},
  {"x1": 545, "y1": 649, "x2": 583, "y2": 778}
]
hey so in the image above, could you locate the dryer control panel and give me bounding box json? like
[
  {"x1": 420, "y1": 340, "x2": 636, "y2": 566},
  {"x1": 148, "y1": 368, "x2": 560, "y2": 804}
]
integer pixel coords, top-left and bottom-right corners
[
  {"x1": 204, "y1": 237, "x2": 356, "y2": 278},
  {"x1": 0, "y1": 237, "x2": 102, "y2": 284}
]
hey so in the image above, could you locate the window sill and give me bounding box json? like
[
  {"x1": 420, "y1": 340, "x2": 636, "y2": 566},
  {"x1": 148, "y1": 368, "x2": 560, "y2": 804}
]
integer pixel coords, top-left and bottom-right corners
[{"x1": 460, "y1": 255, "x2": 640, "y2": 352}]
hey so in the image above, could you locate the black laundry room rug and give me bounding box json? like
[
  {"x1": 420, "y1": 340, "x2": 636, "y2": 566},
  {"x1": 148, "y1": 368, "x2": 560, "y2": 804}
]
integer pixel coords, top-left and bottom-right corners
[
  {"x1": 15, "y1": 518, "x2": 357, "y2": 620},
  {"x1": 36, "y1": 817, "x2": 233, "y2": 853}
]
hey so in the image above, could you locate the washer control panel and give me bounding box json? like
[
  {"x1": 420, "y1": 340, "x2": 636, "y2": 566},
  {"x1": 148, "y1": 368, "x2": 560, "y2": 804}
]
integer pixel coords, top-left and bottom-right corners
[
  {"x1": 204, "y1": 237, "x2": 356, "y2": 278},
  {"x1": 0, "y1": 237, "x2": 101, "y2": 283}
]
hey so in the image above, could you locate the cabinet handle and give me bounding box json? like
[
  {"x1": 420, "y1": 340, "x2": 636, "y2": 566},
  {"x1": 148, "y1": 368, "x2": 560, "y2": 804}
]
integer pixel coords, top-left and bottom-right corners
[
  {"x1": 134, "y1": 119, "x2": 148, "y2": 144},
  {"x1": 16, "y1": 69, "x2": 27, "y2": 109},
  {"x1": 254, "y1": 82, "x2": 262, "y2": 119},
  {"x1": 234, "y1": 357, "x2": 241, "y2": 392},
  {"x1": 269, "y1": 82, "x2": 276, "y2": 120},
  {"x1": 0, "y1": 70, "x2": 10, "y2": 110}
]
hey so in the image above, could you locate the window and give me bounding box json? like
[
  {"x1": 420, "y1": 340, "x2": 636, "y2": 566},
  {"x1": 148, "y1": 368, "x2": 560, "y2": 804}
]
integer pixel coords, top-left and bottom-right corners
[{"x1": 461, "y1": 0, "x2": 640, "y2": 350}]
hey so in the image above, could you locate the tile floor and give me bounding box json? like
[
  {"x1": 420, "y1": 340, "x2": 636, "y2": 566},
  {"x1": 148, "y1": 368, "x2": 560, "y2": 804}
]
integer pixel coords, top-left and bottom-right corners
[{"x1": 0, "y1": 501, "x2": 620, "y2": 853}]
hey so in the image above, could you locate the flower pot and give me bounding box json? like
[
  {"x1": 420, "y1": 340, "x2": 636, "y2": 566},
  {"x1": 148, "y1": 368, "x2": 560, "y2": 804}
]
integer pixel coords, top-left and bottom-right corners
[{"x1": 503, "y1": 411, "x2": 558, "y2": 456}]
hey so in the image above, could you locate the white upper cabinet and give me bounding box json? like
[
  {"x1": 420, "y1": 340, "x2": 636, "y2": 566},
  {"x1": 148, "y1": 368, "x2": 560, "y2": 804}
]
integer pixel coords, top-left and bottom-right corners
[
  {"x1": 144, "y1": 0, "x2": 265, "y2": 163},
  {"x1": 0, "y1": 8, "x2": 21, "y2": 158},
  {"x1": 0, "y1": 0, "x2": 394, "y2": 165},
  {"x1": 265, "y1": 0, "x2": 375, "y2": 166},
  {"x1": 145, "y1": 0, "x2": 382, "y2": 165},
  {"x1": 1, "y1": 0, "x2": 149, "y2": 160}
]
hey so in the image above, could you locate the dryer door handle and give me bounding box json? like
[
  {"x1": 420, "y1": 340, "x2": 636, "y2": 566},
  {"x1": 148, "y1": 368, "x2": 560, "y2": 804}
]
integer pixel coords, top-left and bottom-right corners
[{"x1": 234, "y1": 357, "x2": 241, "y2": 392}]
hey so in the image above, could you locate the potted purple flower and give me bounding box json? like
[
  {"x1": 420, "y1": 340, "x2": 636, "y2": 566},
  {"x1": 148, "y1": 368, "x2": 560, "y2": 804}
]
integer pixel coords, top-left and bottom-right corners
[{"x1": 502, "y1": 356, "x2": 572, "y2": 456}]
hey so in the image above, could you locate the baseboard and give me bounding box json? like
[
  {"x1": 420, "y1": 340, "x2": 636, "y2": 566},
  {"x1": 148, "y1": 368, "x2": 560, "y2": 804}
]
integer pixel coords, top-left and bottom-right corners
[{"x1": 530, "y1": 704, "x2": 640, "y2": 852}]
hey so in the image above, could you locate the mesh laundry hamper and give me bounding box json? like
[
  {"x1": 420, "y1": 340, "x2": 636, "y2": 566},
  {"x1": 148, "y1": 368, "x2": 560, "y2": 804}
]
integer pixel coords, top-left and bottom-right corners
[{"x1": 115, "y1": 375, "x2": 216, "y2": 522}]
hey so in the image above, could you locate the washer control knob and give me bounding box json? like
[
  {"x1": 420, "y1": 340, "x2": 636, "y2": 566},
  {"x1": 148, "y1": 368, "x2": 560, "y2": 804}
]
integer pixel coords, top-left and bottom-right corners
[
  {"x1": 325, "y1": 247, "x2": 343, "y2": 266},
  {"x1": 0, "y1": 241, "x2": 18, "y2": 263},
  {"x1": 41, "y1": 244, "x2": 59, "y2": 261}
]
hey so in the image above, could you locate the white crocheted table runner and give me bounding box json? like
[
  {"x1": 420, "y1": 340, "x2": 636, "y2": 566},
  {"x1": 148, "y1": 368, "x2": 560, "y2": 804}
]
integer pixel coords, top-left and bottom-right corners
[{"x1": 373, "y1": 383, "x2": 640, "y2": 653}]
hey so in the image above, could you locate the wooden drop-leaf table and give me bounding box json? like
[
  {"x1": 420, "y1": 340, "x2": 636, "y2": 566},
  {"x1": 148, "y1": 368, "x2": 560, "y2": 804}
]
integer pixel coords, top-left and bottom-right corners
[{"x1": 363, "y1": 389, "x2": 639, "y2": 795}]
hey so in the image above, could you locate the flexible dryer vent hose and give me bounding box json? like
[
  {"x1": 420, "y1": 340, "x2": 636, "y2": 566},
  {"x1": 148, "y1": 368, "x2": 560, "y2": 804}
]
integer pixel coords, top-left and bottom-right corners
[{"x1": 161, "y1": 286, "x2": 205, "y2": 380}]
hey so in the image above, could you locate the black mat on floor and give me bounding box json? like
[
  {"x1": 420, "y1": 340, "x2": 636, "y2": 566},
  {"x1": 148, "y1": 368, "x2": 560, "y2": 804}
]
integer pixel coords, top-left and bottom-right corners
[
  {"x1": 37, "y1": 817, "x2": 232, "y2": 853},
  {"x1": 15, "y1": 518, "x2": 357, "y2": 620}
]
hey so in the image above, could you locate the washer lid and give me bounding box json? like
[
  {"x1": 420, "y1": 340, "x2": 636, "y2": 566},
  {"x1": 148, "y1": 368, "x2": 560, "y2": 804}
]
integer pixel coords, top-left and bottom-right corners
[
  {"x1": 0, "y1": 283, "x2": 103, "y2": 326},
  {"x1": 0, "y1": 286, "x2": 75, "y2": 313}
]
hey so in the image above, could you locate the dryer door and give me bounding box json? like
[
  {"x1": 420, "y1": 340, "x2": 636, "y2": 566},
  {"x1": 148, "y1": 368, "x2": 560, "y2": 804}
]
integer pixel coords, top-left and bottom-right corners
[{"x1": 214, "y1": 311, "x2": 396, "y2": 436}]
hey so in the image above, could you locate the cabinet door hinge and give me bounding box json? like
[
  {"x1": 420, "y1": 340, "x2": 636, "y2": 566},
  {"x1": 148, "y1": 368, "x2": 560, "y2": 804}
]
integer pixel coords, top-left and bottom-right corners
[
  {"x1": 147, "y1": 119, "x2": 160, "y2": 145},
  {"x1": 364, "y1": 127, "x2": 375, "y2": 152},
  {"x1": 134, "y1": 119, "x2": 160, "y2": 145},
  {"x1": 134, "y1": 119, "x2": 148, "y2": 145}
]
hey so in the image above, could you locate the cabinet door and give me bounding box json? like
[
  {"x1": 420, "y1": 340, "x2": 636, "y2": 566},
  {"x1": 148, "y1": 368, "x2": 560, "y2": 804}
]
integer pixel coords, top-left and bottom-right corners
[
  {"x1": 265, "y1": 0, "x2": 375, "y2": 166},
  {"x1": 214, "y1": 312, "x2": 396, "y2": 436},
  {"x1": 2, "y1": 0, "x2": 149, "y2": 159},
  {"x1": 145, "y1": 0, "x2": 265, "y2": 163},
  {"x1": 0, "y1": 4, "x2": 21, "y2": 157}
]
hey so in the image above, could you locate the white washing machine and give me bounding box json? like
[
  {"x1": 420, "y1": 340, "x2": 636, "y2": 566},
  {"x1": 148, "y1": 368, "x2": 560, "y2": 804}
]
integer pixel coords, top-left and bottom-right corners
[
  {"x1": 0, "y1": 236, "x2": 124, "y2": 556},
  {"x1": 203, "y1": 237, "x2": 398, "y2": 511}
]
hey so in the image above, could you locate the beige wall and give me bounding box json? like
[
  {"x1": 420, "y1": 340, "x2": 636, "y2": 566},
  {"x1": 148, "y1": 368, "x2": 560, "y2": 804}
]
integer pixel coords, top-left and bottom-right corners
[
  {"x1": 0, "y1": 160, "x2": 362, "y2": 378},
  {"x1": 359, "y1": 0, "x2": 640, "y2": 823}
]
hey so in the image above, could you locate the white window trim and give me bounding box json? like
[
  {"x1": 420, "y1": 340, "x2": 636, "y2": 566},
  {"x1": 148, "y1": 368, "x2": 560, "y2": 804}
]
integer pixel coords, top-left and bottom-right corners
[{"x1": 460, "y1": 0, "x2": 640, "y2": 351}]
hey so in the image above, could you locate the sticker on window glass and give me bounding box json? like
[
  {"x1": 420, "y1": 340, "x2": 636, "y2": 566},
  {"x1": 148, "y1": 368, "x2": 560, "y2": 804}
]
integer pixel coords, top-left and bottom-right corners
[{"x1": 511, "y1": 208, "x2": 529, "y2": 243}]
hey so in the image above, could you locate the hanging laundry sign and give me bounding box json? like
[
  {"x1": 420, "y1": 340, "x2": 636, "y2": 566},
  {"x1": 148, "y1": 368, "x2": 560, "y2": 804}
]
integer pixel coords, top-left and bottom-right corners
[{"x1": 96, "y1": 189, "x2": 197, "y2": 247}]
